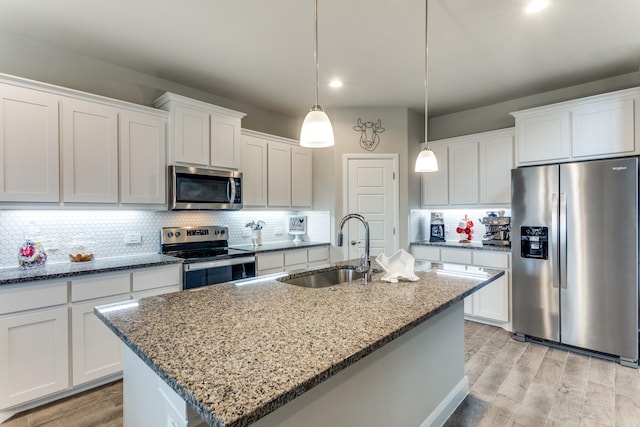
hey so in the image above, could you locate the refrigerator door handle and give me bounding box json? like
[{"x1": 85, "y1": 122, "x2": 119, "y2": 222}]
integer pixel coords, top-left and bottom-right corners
[
  {"x1": 559, "y1": 192, "x2": 568, "y2": 289},
  {"x1": 551, "y1": 193, "x2": 559, "y2": 289}
]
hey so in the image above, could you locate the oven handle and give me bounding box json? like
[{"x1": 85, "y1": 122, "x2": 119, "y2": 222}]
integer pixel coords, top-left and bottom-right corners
[{"x1": 183, "y1": 256, "x2": 256, "y2": 271}]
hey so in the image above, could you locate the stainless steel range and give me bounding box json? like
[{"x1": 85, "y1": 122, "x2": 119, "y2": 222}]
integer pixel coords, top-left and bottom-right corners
[{"x1": 161, "y1": 225, "x2": 255, "y2": 290}]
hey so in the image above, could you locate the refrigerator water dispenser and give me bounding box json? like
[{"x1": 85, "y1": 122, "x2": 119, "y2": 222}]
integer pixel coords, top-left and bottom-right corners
[{"x1": 520, "y1": 226, "x2": 548, "y2": 259}]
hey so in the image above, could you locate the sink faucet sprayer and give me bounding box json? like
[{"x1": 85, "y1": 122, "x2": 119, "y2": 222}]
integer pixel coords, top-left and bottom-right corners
[{"x1": 337, "y1": 213, "x2": 371, "y2": 284}]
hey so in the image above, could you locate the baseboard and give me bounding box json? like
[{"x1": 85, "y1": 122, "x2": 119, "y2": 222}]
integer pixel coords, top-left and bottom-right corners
[
  {"x1": 419, "y1": 376, "x2": 469, "y2": 427},
  {"x1": 0, "y1": 372, "x2": 122, "y2": 424},
  {"x1": 0, "y1": 409, "x2": 17, "y2": 424}
]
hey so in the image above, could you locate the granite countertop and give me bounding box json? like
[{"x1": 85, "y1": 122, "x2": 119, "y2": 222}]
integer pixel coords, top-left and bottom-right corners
[
  {"x1": 96, "y1": 260, "x2": 504, "y2": 427},
  {"x1": 411, "y1": 240, "x2": 511, "y2": 253},
  {"x1": 0, "y1": 254, "x2": 183, "y2": 286},
  {"x1": 231, "y1": 240, "x2": 330, "y2": 254}
]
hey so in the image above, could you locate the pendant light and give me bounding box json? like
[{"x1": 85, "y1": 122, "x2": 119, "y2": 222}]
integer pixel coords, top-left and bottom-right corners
[
  {"x1": 415, "y1": 0, "x2": 438, "y2": 172},
  {"x1": 300, "y1": 0, "x2": 335, "y2": 148}
]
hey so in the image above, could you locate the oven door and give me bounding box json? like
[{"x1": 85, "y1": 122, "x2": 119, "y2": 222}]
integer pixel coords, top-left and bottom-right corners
[{"x1": 183, "y1": 256, "x2": 256, "y2": 290}]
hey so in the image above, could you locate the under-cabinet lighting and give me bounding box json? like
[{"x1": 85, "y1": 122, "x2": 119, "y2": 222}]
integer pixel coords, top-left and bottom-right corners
[
  {"x1": 234, "y1": 272, "x2": 288, "y2": 287},
  {"x1": 329, "y1": 80, "x2": 343, "y2": 88},
  {"x1": 97, "y1": 301, "x2": 140, "y2": 313}
]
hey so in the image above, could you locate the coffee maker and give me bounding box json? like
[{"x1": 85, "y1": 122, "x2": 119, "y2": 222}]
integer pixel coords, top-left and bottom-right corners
[
  {"x1": 480, "y1": 215, "x2": 511, "y2": 246},
  {"x1": 429, "y1": 212, "x2": 446, "y2": 242}
]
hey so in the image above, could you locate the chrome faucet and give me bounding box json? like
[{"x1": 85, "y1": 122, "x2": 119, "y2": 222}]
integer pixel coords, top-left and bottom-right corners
[{"x1": 337, "y1": 213, "x2": 371, "y2": 284}]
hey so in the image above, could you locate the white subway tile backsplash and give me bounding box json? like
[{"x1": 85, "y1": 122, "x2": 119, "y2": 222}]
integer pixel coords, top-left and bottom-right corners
[{"x1": 0, "y1": 210, "x2": 330, "y2": 268}]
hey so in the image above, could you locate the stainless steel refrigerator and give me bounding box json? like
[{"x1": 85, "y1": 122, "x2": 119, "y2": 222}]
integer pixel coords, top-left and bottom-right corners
[{"x1": 512, "y1": 157, "x2": 639, "y2": 367}]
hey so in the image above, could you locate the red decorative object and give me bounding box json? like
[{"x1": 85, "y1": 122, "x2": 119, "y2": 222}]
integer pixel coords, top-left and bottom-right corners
[{"x1": 457, "y1": 215, "x2": 474, "y2": 243}]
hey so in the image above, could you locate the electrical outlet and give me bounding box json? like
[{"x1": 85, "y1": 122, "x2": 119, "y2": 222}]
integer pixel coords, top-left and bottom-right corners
[
  {"x1": 242, "y1": 228, "x2": 251, "y2": 237},
  {"x1": 124, "y1": 233, "x2": 142, "y2": 245},
  {"x1": 274, "y1": 227, "x2": 283, "y2": 235}
]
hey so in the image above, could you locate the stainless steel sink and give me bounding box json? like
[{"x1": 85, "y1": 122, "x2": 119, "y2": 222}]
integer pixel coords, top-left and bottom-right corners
[{"x1": 278, "y1": 266, "x2": 364, "y2": 288}]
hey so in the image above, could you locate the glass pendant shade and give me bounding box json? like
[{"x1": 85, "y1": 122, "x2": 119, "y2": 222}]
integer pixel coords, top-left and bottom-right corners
[
  {"x1": 300, "y1": 108, "x2": 334, "y2": 148},
  {"x1": 415, "y1": 146, "x2": 438, "y2": 172}
]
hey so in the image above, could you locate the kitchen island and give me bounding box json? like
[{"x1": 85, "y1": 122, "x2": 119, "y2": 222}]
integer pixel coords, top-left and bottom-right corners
[{"x1": 95, "y1": 261, "x2": 504, "y2": 427}]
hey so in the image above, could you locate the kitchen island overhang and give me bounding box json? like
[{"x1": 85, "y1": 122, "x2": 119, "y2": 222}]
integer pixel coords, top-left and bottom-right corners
[{"x1": 95, "y1": 262, "x2": 504, "y2": 427}]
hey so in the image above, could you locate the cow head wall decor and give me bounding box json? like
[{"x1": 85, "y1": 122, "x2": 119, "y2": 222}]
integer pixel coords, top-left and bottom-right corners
[{"x1": 353, "y1": 118, "x2": 385, "y2": 151}]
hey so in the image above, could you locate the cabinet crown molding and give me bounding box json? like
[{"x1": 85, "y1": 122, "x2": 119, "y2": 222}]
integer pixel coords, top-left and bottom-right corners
[
  {"x1": 153, "y1": 91, "x2": 246, "y2": 119},
  {"x1": 510, "y1": 86, "x2": 640, "y2": 118},
  {"x1": 0, "y1": 72, "x2": 168, "y2": 117}
]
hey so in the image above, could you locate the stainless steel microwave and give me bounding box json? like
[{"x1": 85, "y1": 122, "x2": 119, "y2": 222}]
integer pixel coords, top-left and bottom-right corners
[{"x1": 168, "y1": 165, "x2": 242, "y2": 210}]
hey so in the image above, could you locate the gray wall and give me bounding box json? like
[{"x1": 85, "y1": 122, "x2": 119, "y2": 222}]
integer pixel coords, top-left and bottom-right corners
[
  {"x1": 0, "y1": 30, "x2": 301, "y2": 139},
  {"x1": 314, "y1": 107, "x2": 423, "y2": 260},
  {"x1": 429, "y1": 71, "x2": 640, "y2": 141}
]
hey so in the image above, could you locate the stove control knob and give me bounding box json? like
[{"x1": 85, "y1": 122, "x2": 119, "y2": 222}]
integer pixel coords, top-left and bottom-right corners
[
  {"x1": 167, "y1": 232, "x2": 174, "y2": 238},
  {"x1": 175, "y1": 231, "x2": 181, "y2": 237},
  {"x1": 214, "y1": 230, "x2": 220, "y2": 235},
  {"x1": 220, "y1": 229, "x2": 226, "y2": 235}
]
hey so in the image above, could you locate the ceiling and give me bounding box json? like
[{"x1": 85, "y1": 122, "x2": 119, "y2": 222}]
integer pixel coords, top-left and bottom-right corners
[{"x1": 0, "y1": 0, "x2": 639, "y2": 118}]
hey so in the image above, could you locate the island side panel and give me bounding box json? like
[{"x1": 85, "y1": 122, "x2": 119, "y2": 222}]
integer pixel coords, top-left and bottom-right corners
[{"x1": 251, "y1": 301, "x2": 467, "y2": 427}]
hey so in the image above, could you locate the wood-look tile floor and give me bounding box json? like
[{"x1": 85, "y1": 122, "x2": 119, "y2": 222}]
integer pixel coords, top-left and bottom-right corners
[
  {"x1": 4, "y1": 321, "x2": 640, "y2": 426},
  {"x1": 445, "y1": 321, "x2": 640, "y2": 427},
  {"x1": 2, "y1": 380, "x2": 122, "y2": 427}
]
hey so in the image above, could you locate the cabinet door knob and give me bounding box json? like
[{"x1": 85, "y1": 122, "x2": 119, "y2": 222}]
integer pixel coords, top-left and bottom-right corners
[{"x1": 350, "y1": 240, "x2": 359, "y2": 245}]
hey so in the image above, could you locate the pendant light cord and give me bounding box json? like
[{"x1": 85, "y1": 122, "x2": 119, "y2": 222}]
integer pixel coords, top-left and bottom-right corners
[
  {"x1": 424, "y1": 0, "x2": 428, "y2": 142},
  {"x1": 314, "y1": 0, "x2": 320, "y2": 109}
]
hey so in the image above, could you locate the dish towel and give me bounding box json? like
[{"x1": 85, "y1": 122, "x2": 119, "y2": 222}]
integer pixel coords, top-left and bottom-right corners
[{"x1": 375, "y1": 249, "x2": 419, "y2": 283}]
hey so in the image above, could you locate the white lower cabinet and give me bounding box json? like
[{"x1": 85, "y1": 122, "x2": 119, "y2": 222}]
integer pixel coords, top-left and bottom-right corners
[
  {"x1": 256, "y1": 246, "x2": 330, "y2": 276},
  {"x1": 0, "y1": 264, "x2": 182, "y2": 412},
  {"x1": 0, "y1": 281, "x2": 69, "y2": 410},
  {"x1": 71, "y1": 295, "x2": 128, "y2": 386},
  {"x1": 70, "y1": 272, "x2": 131, "y2": 387},
  {"x1": 132, "y1": 264, "x2": 182, "y2": 299},
  {"x1": 412, "y1": 245, "x2": 511, "y2": 328}
]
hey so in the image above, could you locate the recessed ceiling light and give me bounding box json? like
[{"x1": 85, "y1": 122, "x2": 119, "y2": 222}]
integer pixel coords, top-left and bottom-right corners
[
  {"x1": 329, "y1": 80, "x2": 343, "y2": 88},
  {"x1": 524, "y1": 0, "x2": 550, "y2": 14}
]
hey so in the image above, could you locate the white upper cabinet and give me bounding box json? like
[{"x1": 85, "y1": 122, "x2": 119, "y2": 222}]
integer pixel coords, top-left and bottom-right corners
[
  {"x1": 479, "y1": 132, "x2": 514, "y2": 204},
  {"x1": 172, "y1": 103, "x2": 210, "y2": 165},
  {"x1": 62, "y1": 97, "x2": 119, "y2": 203},
  {"x1": 0, "y1": 83, "x2": 60, "y2": 202},
  {"x1": 241, "y1": 133, "x2": 268, "y2": 207},
  {"x1": 571, "y1": 95, "x2": 635, "y2": 158},
  {"x1": 267, "y1": 141, "x2": 292, "y2": 207},
  {"x1": 512, "y1": 87, "x2": 640, "y2": 165},
  {"x1": 119, "y1": 110, "x2": 167, "y2": 204},
  {"x1": 291, "y1": 146, "x2": 313, "y2": 208},
  {"x1": 154, "y1": 92, "x2": 245, "y2": 170},
  {"x1": 241, "y1": 129, "x2": 312, "y2": 209},
  {"x1": 448, "y1": 140, "x2": 479, "y2": 205},
  {"x1": 421, "y1": 128, "x2": 514, "y2": 207},
  {"x1": 211, "y1": 113, "x2": 242, "y2": 169},
  {"x1": 420, "y1": 145, "x2": 449, "y2": 206},
  {"x1": 515, "y1": 110, "x2": 571, "y2": 164}
]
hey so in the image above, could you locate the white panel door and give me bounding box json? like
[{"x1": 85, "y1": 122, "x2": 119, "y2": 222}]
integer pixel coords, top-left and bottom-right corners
[
  {"x1": 345, "y1": 156, "x2": 398, "y2": 260},
  {"x1": 119, "y1": 110, "x2": 166, "y2": 204},
  {"x1": 0, "y1": 84, "x2": 60, "y2": 202},
  {"x1": 62, "y1": 98, "x2": 118, "y2": 203}
]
